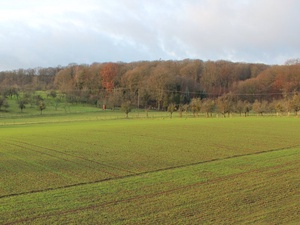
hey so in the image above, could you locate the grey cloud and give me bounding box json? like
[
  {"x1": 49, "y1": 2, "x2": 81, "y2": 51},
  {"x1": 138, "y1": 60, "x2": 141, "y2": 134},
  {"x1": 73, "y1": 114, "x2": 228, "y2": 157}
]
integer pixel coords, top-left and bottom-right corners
[{"x1": 0, "y1": 0, "x2": 299, "y2": 70}]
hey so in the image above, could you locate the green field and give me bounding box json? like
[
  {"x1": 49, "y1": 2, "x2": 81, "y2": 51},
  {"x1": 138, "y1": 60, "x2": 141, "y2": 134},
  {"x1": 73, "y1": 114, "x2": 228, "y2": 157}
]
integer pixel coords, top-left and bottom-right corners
[{"x1": 0, "y1": 113, "x2": 299, "y2": 224}]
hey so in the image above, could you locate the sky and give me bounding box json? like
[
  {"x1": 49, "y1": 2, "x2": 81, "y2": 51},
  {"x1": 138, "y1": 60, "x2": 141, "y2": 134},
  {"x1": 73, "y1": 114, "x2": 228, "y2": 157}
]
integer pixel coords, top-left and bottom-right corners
[{"x1": 0, "y1": 0, "x2": 299, "y2": 71}]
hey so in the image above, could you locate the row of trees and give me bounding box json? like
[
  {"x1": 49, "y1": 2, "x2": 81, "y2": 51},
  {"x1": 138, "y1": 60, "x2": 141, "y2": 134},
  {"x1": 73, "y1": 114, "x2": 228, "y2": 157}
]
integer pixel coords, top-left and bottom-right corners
[
  {"x1": 0, "y1": 59, "x2": 300, "y2": 113},
  {"x1": 0, "y1": 90, "x2": 66, "y2": 115},
  {"x1": 177, "y1": 91, "x2": 300, "y2": 118},
  {"x1": 2, "y1": 90, "x2": 299, "y2": 118}
]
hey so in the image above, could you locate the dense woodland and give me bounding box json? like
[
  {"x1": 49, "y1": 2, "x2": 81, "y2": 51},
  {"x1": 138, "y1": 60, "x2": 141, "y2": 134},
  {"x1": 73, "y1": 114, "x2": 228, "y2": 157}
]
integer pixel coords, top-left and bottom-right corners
[{"x1": 0, "y1": 59, "x2": 300, "y2": 116}]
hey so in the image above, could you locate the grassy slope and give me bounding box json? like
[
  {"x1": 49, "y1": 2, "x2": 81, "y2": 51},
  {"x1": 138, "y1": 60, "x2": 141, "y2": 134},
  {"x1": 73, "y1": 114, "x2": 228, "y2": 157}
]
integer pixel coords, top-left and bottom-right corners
[{"x1": 0, "y1": 115, "x2": 300, "y2": 224}]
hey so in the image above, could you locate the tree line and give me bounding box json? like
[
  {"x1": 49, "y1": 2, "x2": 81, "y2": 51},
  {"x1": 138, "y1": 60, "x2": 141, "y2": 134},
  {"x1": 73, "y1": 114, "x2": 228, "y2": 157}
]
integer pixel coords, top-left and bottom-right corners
[{"x1": 0, "y1": 59, "x2": 300, "y2": 116}]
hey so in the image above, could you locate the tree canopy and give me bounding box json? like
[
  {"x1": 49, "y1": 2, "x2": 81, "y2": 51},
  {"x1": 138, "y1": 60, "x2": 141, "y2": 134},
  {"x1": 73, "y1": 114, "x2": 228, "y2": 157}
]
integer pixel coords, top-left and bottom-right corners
[{"x1": 1, "y1": 59, "x2": 299, "y2": 112}]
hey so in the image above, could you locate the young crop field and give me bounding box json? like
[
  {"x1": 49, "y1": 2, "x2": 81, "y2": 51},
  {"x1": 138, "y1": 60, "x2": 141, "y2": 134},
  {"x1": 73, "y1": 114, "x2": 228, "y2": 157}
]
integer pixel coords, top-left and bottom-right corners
[{"x1": 0, "y1": 115, "x2": 299, "y2": 224}]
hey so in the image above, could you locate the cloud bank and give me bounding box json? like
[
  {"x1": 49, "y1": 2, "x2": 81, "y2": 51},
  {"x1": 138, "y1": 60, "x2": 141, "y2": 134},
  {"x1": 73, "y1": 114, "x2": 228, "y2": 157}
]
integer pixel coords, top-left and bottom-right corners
[{"x1": 0, "y1": 0, "x2": 299, "y2": 70}]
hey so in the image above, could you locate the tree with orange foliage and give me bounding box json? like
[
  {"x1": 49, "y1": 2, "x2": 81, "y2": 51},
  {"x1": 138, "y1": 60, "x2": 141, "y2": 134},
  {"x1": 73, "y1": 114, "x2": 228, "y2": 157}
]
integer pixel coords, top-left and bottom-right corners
[{"x1": 100, "y1": 63, "x2": 118, "y2": 93}]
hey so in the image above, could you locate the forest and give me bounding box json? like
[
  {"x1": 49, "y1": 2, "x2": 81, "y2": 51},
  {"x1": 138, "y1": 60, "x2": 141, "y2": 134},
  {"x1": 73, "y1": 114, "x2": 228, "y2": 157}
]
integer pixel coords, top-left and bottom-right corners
[{"x1": 0, "y1": 59, "x2": 300, "y2": 116}]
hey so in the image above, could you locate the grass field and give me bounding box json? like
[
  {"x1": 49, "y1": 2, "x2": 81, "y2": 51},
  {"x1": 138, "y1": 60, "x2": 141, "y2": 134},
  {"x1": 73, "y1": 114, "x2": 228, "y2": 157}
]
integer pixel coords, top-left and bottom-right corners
[{"x1": 0, "y1": 112, "x2": 299, "y2": 224}]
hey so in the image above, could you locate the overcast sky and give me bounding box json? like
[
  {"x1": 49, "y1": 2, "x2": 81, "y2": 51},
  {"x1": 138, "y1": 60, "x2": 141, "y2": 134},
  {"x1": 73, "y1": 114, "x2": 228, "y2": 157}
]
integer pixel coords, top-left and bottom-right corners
[{"x1": 0, "y1": 0, "x2": 299, "y2": 71}]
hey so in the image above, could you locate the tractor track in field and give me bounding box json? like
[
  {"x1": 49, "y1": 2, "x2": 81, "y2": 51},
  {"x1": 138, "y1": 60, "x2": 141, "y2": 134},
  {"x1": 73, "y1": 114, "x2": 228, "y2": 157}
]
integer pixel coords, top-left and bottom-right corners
[
  {"x1": 4, "y1": 139, "x2": 136, "y2": 175},
  {"x1": 1, "y1": 144, "x2": 298, "y2": 202},
  {"x1": 3, "y1": 160, "x2": 300, "y2": 225}
]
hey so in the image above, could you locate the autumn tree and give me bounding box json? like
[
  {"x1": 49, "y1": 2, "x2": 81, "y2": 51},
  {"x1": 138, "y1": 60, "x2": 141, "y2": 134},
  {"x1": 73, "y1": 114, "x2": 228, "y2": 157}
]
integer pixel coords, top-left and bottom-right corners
[
  {"x1": 179, "y1": 59, "x2": 203, "y2": 82},
  {"x1": 216, "y1": 93, "x2": 234, "y2": 117},
  {"x1": 190, "y1": 98, "x2": 201, "y2": 117},
  {"x1": 100, "y1": 63, "x2": 118, "y2": 93},
  {"x1": 249, "y1": 63, "x2": 270, "y2": 78},
  {"x1": 54, "y1": 67, "x2": 75, "y2": 94},
  {"x1": 200, "y1": 61, "x2": 219, "y2": 97},
  {"x1": 252, "y1": 100, "x2": 269, "y2": 116},
  {"x1": 147, "y1": 64, "x2": 176, "y2": 110},
  {"x1": 73, "y1": 65, "x2": 88, "y2": 91},
  {"x1": 121, "y1": 65, "x2": 147, "y2": 107},
  {"x1": 271, "y1": 99, "x2": 286, "y2": 116},
  {"x1": 216, "y1": 60, "x2": 235, "y2": 94},
  {"x1": 201, "y1": 99, "x2": 215, "y2": 117},
  {"x1": 177, "y1": 104, "x2": 184, "y2": 118},
  {"x1": 107, "y1": 88, "x2": 123, "y2": 110},
  {"x1": 233, "y1": 79, "x2": 261, "y2": 102},
  {"x1": 235, "y1": 100, "x2": 251, "y2": 117}
]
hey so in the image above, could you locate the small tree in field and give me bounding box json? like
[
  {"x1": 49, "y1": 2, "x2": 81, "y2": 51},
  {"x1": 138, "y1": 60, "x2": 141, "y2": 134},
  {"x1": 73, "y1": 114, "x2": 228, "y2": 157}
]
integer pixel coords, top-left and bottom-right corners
[
  {"x1": 18, "y1": 99, "x2": 28, "y2": 113},
  {"x1": 190, "y1": 98, "x2": 201, "y2": 117},
  {"x1": 183, "y1": 104, "x2": 189, "y2": 118},
  {"x1": 178, "y1": 104, "x2": 184, "y2": 118},
  {"x1": 235, "y1": 100, "x2": 251, "y2": 117},
  {"x1": 145, "y1": 106, "x2": 151, "y2": 118},
  {"x1": 252, "y1": 100, "x2": 269, "y2": 116},
  {"x1": 216, "y1": 93, "x2": 234, "y2": 117},
  {"x1": 201, "y1": 99, "x2": 215, "y2": 117},
  {"x1": 52, "y1": 97, "x2": 62, "y2": 111},
  {"x1": 235, "y1": 100, "x2": 244, "y2": 116},
  {"x1": 121, "y1": 101, "x2": 131, "y2": 118},
  {"x1": 272, "y1": 99, "x2": 286, "y2": 116},
  {"x1": 289, "y1": 92, "x2": 300, "y2": 116},
  {"x1": 39, "y1": 101, "x2": 46, "y2": 115},
  {"x1": 167, "y1": 103, "x2": 176, "y2": 118}
]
